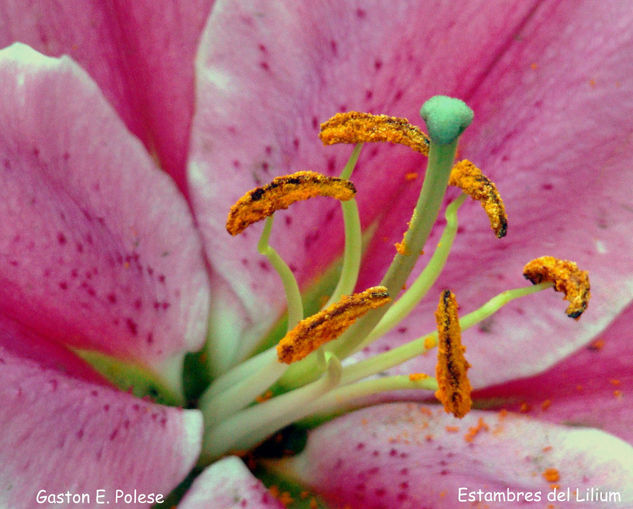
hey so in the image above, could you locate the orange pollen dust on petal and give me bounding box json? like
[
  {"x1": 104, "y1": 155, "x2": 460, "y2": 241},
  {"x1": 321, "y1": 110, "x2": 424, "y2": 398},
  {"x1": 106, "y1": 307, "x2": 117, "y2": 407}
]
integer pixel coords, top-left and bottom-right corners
[
  {"x1": 277, "y1": 286, "x2": 391, "y2": 364},
  {"x1": 226, "y1": 171, "x2": 356, "y2": 235},
  {"x1": 542, "y1": 468, "x2": 560, "y2": 483},
  {"x1": 434, "y1": 290, "x2": 472, "y2": 419},
  {"x1": 449, "y1": 159, "x2": 508, "y2": 238},
  {"x1": 523, "y1": 256, "x2": 591, "y2": 319},
  {"x1": 319, "y1": 111, "x2": 430, "y2": 155}
]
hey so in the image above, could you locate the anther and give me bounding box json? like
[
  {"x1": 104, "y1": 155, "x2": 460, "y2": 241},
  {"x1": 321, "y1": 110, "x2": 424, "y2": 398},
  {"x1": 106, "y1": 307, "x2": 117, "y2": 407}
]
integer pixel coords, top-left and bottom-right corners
[
  {"x1": 449, "y1": 160, "x2": 507, "y2": 238},
  {"x1": 226, "y1": 171, "x2": 356, "y2": 235},
  {"x1": 522, "y1": 256, "x2": 590, "y2": 319},
  {"x1": 319, "y1": 112, "x2": 430, "y2": 155},
  {"x1": 434, "y1": 290, "x2": 472, "y2": 418},
  {"x1": 277, "y1": 286, "x2": 390, "y2": 364}
]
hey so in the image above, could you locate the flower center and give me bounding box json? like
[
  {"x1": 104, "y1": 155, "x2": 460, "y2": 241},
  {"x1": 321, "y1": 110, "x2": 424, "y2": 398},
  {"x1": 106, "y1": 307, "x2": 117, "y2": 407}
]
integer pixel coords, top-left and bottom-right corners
[{"x1": 195, "y1": 96, "x2": 590, "y2": 465}]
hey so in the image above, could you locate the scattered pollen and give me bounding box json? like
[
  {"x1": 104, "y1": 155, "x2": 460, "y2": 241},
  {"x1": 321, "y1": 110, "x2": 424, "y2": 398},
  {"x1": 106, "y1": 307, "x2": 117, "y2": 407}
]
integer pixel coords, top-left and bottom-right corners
[
  {"x1": 255, "y1": 390, "x2": 273, "y2": 403},
  {"x1": 269, "y1": 486, "x2": 294, "y2": 505},
  {"x1": 395, "y1": 239, "x2": 409, "y2": 255},
  {"x1": 449, "y1": 159, "x2": 508, "y2": 238},
  {"x1": 588, "y1": 338, "x2": 605, "y2": 351},
  {"x1": 542, "y1": 468, "x2": 560, "y2": 483},
  {"x1": 319, "y1": 112, "x2": 430, "y2": 155},
  {"x1": 424, "y1": 335, "x2": 437, "y2": 350},
  {"x1": 434, "y1": 290, "x2": 472, "y2": 418},
  {"x1": 408, "y1": 373, "x2": 429, "y2": 382},
  {"x1": 464, "y1": 417, "x2": 489, "y2": 442},
  {"x1": 523, "y1": 256, "x2": 591, "y2": 319},
  {"x1": 226, "y1": 171, "x2": 356, "y2": 235},
  {"x1": 445, "y1": 425, "x2": 460, "y2": 433},
  {"x1": 277, "y1": 286, "x2": 390, "y2": 363}
]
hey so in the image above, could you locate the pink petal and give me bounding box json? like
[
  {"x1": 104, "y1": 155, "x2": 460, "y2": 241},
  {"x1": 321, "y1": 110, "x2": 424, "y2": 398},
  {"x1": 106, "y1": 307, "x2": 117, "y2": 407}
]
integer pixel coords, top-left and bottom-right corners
[
  {"x1": 276, "y1": 403, "x2": 633, "y2": 508},
  {"x1": 474, "y1": 301, "x2": 633, "y2": 443},
  {"x1": 179, "y1": 456, "x2": 283, "y2": 509},
  {"x1": 0, "y1": 44, "x2": 209, "y2": 382},
  {"x1": 188, "y1": 0, "x2": 539, "y2": 347},
  {"x1": 356, "y1": 1, "x2": 633, "y2": 387},
  {"x1": 0, "y1": 318, "x2": 202, "y2": 508},
  {"x1": 0, "y1": 0, "x2": 215, "y2": 190}
]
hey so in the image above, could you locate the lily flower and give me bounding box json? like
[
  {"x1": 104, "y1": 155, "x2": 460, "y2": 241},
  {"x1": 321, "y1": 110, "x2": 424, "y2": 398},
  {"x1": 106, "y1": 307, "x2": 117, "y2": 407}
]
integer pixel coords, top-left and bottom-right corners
[{"x1": 1, "y1": 1, "x2": 632, "y2": 508}]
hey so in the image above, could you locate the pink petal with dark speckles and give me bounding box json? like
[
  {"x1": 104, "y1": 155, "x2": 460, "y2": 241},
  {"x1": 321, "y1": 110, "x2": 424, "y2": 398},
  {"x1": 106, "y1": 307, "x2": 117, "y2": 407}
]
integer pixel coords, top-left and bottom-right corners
[{"x1": 0, "y1": 44, "x2": 209, "y2": 386}]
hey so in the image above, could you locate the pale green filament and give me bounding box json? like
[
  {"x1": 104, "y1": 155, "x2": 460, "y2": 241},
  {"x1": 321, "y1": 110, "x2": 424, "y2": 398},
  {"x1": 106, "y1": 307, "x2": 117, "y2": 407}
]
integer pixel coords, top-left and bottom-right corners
[
  {"x1": 324, "y1": 199, "x2": 362, "y2": 307},
  {"x1": 201, "y1": 353, "x2": 342, "y2": 462},
  {"x1": 357, "y1": 193, "x2": 467, "y2": 351},
  {"x1": 459, "y1": 282, "x2": 552, "y2": 329},
  {"x1": 325, "y1": 144, "x2": 364, "y2": 306},
  {"x1": 303, "y1": 374, "x2": 438, "y2": 421},
  {"x1": 258, "y1": 215, "x2": 304, "y2": 330},
  {"x1": 339, "y1": 143, "x2": 363, "y2": 180},
  {"x1": 202, "y1": 346, "x2": 275, "y2": 399},
  {"x1": 198, "y1": 348, "x2": 285, "y2": 429}
]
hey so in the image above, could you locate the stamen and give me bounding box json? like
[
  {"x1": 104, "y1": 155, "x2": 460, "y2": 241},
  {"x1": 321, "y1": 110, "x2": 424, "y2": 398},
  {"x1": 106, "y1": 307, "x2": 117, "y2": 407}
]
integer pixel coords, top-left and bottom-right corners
[
  {"x1": 226, "y1": 171, "x2": 356, "y2": 235},
  {"x1": 523, "y1": 256, "x2": 591, "y2": 319},
  {"x1": 277, "y1": 286, "x2": 390, "y2": 364},
  {"x1": 319, "y1": 112, "x2": 430, "y2": 155},
  {"x1": 435, "y1": 290, "x2": 472, "y2": 418},
  {"x1": 449, "y1": 159, "x2": 508, "y2": 238},
  {"x1": 258, "y1": 216, "x2": 303, "y2": 330}
]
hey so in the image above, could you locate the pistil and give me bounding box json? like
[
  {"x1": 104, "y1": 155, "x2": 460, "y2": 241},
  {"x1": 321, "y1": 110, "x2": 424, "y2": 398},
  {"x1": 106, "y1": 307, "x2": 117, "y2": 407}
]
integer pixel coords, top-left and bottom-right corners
[
  {"x1": 280, "y1": 97, "x2": 475, "y2": 387},
  {"x1": 336, "y1": 97, "x2": 474, "y2": 357}
]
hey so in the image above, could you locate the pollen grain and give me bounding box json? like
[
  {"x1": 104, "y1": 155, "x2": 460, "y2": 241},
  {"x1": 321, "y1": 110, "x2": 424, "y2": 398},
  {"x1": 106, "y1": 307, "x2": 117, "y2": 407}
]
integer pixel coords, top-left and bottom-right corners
[
  {"x1": 449, "y1": 160, "x2": 507, "y2": 238},
  {"x1": 523, "y1": 256, "x2": 590, "y2": 319},
  {"x1": 277, "y1": 286, "x2": 391, "y2": 364},
  {"x1": 320, "y1": 112, "x2": 430, "y2": 155},
  {"x1": 226, "y1": 171, "x2": 356, "y2": 235},
  {"x1": 435, "y1": 290, "x2": 472, "y2": 418}
]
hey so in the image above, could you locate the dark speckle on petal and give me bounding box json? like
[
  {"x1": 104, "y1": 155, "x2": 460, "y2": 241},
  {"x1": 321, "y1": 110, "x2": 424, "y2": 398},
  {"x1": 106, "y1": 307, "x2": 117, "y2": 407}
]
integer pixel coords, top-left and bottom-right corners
[{"x1": 126, "y1": 318, "x2": 138, "y2": 336}]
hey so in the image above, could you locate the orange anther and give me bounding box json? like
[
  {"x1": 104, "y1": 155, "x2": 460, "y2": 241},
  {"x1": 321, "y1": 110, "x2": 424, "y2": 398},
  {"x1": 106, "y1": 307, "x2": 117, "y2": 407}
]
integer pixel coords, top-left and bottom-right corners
[{"x1": 434, "y1": 290, "x2": 472, "y2": 418}]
